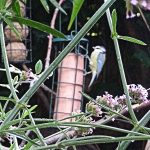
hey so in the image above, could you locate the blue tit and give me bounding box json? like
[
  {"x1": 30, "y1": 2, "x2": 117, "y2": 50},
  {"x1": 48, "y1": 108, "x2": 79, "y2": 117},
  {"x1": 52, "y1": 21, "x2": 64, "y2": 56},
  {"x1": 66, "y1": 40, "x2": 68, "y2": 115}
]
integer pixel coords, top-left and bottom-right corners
[{"x1": 88, "y1": 46, "x2": 106, "y2": 87}]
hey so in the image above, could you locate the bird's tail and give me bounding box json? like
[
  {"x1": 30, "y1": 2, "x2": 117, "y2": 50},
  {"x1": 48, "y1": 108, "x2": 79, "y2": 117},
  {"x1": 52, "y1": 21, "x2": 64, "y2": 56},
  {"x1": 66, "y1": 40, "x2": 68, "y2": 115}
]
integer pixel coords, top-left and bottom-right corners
[{"x1": 88, "y1": 72, "x2": 97, "y2": 88}]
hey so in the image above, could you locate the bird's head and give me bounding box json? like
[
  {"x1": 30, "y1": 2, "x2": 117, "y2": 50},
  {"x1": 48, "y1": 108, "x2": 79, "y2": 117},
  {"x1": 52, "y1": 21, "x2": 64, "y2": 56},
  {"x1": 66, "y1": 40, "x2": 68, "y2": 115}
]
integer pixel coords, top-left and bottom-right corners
[{"x1": 92, "y1": 46, "x2": 106, "y2": 53}]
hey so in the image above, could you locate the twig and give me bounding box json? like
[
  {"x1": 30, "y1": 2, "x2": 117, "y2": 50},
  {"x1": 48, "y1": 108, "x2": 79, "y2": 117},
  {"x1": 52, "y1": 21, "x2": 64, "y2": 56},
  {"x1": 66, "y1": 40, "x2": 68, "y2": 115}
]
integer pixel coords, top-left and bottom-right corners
[
  {"x1": 22, "y1": 64, "x2": 54, "y2": 110},
  {"x1": 41, "y1": 84, "x2": 56, "y2": 96},
  {"x1": 22, "y1": 64, "x2": 56, "y2": 96},
  {"x1": 19, "y1": 130, "x2": 31, "y2": 147},
  {"x1": 105, "y1": 0, "x2": 138, "y2": 123},
  {"x1": 40, "y1": 101, "x2": 150, "y2": 145},
  {"x1": 43, "y1": 129, "x2": 76, "y2": 145},
  {"x1": 28, "y1": 113, "x2": 47, "y2": 146},
  {"x1": 0, "y1": 22, "x2": 19, "y2": 102},
  {"x1": 45, "y1": 0, "x2": 65, "y2": 70}
]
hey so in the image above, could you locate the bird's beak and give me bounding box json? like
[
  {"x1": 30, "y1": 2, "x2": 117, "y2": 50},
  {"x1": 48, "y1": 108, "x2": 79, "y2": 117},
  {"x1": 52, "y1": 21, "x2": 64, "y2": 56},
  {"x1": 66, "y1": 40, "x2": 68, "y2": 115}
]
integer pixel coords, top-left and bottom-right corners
[{"x1": 92, "y1": 46, "x2": 95, "y2": 49}]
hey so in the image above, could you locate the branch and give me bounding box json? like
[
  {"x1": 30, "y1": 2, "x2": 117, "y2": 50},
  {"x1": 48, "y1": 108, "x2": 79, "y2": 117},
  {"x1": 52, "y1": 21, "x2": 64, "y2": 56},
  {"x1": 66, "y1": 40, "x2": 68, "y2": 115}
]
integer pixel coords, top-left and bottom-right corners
[
  {"x1": 45, "y1": 0, "x2": 66, "y2": 70},
  {"x1": 41, "y1": 101, "x2": 150, "y2": 145},
  {"x1": 0, "y1": 22, "x2": 19, "y2": 102},
  {"x1": 22, "y1": 64, "x2": 56, "y2": 96}
]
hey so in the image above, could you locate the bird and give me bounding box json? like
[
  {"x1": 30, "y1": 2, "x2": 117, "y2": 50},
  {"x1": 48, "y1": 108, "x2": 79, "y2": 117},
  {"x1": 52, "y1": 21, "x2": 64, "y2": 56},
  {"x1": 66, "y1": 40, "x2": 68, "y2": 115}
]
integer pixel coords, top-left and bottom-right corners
[{"x1": 88, "y1": 46, "x2": 106, "y2": 87}]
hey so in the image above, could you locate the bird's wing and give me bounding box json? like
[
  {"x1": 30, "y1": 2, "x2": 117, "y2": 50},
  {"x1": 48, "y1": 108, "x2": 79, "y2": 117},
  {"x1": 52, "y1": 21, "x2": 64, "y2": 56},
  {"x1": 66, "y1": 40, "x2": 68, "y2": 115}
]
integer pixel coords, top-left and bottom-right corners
[{"x1": 96, "y1": 53, "x2": 106, "y2": 78}]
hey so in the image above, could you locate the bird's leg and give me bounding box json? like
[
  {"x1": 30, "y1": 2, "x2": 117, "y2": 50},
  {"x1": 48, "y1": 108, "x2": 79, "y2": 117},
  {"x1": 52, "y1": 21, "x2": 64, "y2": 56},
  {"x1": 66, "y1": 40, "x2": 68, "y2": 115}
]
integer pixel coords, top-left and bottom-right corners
[
  {"x1": 83, "y1": 55, "x2": 92, "y2": 75},
  {"x1": 83, "y1": 71, "x2": 92, "y2": 76},
  {"x1": 86, "y1": 55, "x2": 91, "y2": 62}
]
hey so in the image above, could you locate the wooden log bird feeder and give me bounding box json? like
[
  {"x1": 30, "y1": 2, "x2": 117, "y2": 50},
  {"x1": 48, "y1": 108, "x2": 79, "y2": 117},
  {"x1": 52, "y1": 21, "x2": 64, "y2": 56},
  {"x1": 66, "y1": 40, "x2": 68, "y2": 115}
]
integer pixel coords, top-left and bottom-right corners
[
  {"x1": 50, "y1": 33, "x2": 89, "y2": 122},
  {"x1": 1, "y1": 0, "x2": 32, "y2": 63}
]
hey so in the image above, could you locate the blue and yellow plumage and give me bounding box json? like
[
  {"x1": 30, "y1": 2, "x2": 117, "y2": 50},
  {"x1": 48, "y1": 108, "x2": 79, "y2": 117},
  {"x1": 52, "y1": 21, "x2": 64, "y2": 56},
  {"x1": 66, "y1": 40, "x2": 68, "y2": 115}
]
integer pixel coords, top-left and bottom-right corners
[{"x1": 88, "y1": 46, "x2": 106, "y2": 87}]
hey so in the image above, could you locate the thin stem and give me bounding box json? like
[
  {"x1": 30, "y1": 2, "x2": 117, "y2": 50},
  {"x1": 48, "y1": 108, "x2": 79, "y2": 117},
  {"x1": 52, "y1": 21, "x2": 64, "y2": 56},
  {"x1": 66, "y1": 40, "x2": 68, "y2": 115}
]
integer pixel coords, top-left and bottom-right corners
[
  {"x1": 1, "y1": 121, "x2": 147, "y2": 137},
  {"x1": 143, "y1": 127, "x2": 150, "y2": 132},
  {"x1": 26, "y1": 105, "x2": 138, "y2": 146},
  {"x1": 45, "y1": 0, "x2": 65, "y2": 70},
  {"x1": 19, "y1": 130, "x2": 31, "y2": 147},
  {"x1": 117, "y1": 110, "x2": 150, "y2": 150},
  {"x1": 31, "y1": 135, "x2": 150, "y2": 150},
  {"x1": 0, "y1": 0, "x2": 116, "y2": 130},
  {"x1": 104, "y1": 0, "x2": 138, "y2": 123},
  {"x1": 13, "y1": 135, "x2": 20, "y2": 150},
  {"x1": 56, "y1": 126, "x2": 77, "y2": 150},
  {"x1": 0, "y1": 22, "x2": 19, "y2": 102},
  {"x1": 81, "y1": 92, "x2": 133, "y2": 124},
  {"x1": 28, "y1": 113, "x2": 47, "y2": 146},
  {"x1": 3, "y1": 82, "x2": 20, "y2": 111}
]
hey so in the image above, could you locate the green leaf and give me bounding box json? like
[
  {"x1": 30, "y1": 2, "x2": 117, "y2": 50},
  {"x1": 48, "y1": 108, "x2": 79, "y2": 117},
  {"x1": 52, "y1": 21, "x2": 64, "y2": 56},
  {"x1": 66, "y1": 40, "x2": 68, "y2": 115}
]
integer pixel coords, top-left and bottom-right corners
[
  {"x1": 0, "y1": 96, "x2": 16, "y2": 103},
  {"x1": 3, "y1": 17, "x2": 21, "y2": 40},
  {"x1": 68, "y1": 0, "x2": 84, "y2": 30},
  {"x1": 112, "y1": 9, "x2": 117, "y2": 34},
  {"x1": 40, "y1": 0, "x2": 49, "y2": 13},
  {"x1": 11, "y1": 0, "x2": 22, "y2": 17},
  {"x1": 117, "y1": 35, "x2": 147, "y2": 46},
  {"x1": 8, "y1": 132, "x2": 39, "y2": 146},
  {"x1": 22, "y1": 105, "x2": 37, "y2": 118},
  {"x1": 6, "y1": 0, "x2": 17, "y2": 10},
  {"x1": 35, "y1": 60, "x2": 43, "y2": 75},
  {"x1": 0, "y1": 0, "x2": 6, "y2": 10},
  {"x1": 10, "y1": 16, "x2": 66, "y2": 38},
  {"x1": 49, "y1": 0, "x2": 67, "y2": 15},
  {"x1": 0, "y1": 103, "x2": 5, "y2": 119},
  {"x1": 13, "y1": 75, "x2": 19, "y2": 85}
]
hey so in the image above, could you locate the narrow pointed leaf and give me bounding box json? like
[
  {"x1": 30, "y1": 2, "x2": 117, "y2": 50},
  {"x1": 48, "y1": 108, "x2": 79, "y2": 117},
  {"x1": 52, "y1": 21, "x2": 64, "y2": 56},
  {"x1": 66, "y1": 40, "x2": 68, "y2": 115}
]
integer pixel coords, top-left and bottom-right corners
[
  {"x1": 49, "y1": 0, "x2": 67, "y2": 15},
  {"x1": 3, "y1": 17, "x2": 21, "y2": 40},
  {"x1": 8, "y1": 133, "x2": 39, "y2": 146},
  {"x1": 13, "y1": 75, "x2": 19, "y2": 85},
  {"x1": 68, "y1": 0, "x2": 84, "y2": 30},
  {"x1": 6, "y1": 0, "x2": 17, "y2": 10},
  {"x1": 40, "y1": 0, "x2": 49, "y2": 13},
  {"x1": 112, "y1": 9, "x2": 117, "y2": 34},
  {"x1": 35, "y1": 60, "x2": 43, "y2": 75},
  {"x1": 12, "y1": 0, "x2": 22, "y2": 17},
  {"x1": 10, "y1": 16, "x2": 66, "y2": 38},
  {"x1": 0, "y1": 103, "x2": 5, "y2": 117},
  {"x1": 118, "y1": 35, "x2": 147, "y2": 46},
  {"x1": 22, "y1": 105, "x2": 37, "y2": 118},
  {"x1": 0, "y1": 96, "x2": 16, "y2": 103},
  {"x1": 0, "y1": 0, "x2": 6, "y2": 10}
]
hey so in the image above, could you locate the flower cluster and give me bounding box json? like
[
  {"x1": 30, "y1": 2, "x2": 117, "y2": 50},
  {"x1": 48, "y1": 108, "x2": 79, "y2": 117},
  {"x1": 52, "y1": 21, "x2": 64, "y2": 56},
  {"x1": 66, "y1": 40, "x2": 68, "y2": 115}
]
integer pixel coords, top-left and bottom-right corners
[
  {"x1": 130, "y1": 0, "x2": 138, "y2": 5},
  {"x1": 125, "y1": 0, "x2": 150, "y2": 19},
  {"x1": 96, "y1": 92, "x2": 120, "y2": 111},
  {"x1": 126, "y1": 0, "x2": 137, "y2": 19},
  {"x1": 115, "y1": 94, "x2": 126, "y2": 107},
  {"x1": 127, "y1": 84, "x2": 148, "y2": 103},
  {"x1": 86, "y1": 84, "x2": 149, "y2": 117},
  {"x1": 73, "y1": 112, "x2": 94, "y2": 136},
  {"x1": 86, "y1": 101, "x2": 102, "y2": 117},
  {"x1": 130, "y1": 0, "x2": 150, "y2": 10},
  {"x1": 20, "y1": 69, "x2": 44, "y2": 87},
  {"x1": 73, "y1": 84, "x2": 149, "y2": 136}
]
